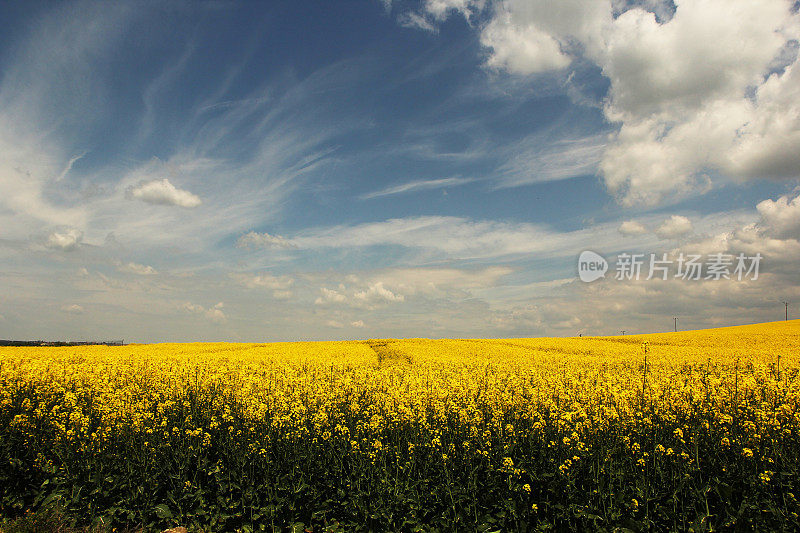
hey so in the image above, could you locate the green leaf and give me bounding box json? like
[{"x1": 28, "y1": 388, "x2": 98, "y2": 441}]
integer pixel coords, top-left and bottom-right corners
[{"x1": 154, "y1": 503, "x2": 173, "y2": 519}]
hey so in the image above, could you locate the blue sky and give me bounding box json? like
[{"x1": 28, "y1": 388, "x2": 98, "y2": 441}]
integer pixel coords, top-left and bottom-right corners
[{"x1": 1, "y1": 0, "x2": 799, "y2": 341}]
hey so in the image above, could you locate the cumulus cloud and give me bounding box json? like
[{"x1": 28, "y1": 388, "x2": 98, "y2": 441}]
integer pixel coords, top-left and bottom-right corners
[
  {"x1": 351, "y1": 320, "x2": 366, "y2": 328},
  {"x1": 404, "y1": 0, "x2": 800, "y2": 205},
  {"x1": 126, "y1": 178, "x2": 201, "y2": 208},
  {"x1": 354, "y1": 282, "x2": 405, "y2": 306},
  {"x1": 231, "y1": 272, "x2": 294, "y2": 299},
  {"x1": 424, "y1": 0, "x2": 485, "y2": 20},
  {"x1": 118, "y1": 262, "x2": 157, "y2": 275},
  {"x1": 45, "y1": 228, "x2": 83, "y2": 251},
  {"x1": 315, "y1": 282, "x2": 404, "y2": 310},
  {"x1": 182, "y1": 302, "x2": 204, "y2": 314},
  {"x1": 313, "y1": 266, "x2": 512, "y2": 310},
  {"x1": 182, "y1": 301, "x2": 226, "y2": 323},
  {"x1": 755, "y1": 193, "x2": 800, "y2": 239},
  {"x1": 204, "y1": 308, "x2": 227, "y2": 323},
  {"x1": 655, "y1": 215, "x2": 693, "y2": 239},
  {"x1": 619, "y1": 220, "x2": 648, "y2": 236},
  {"x1": 684, "y1": 192, "x2": 800, "y2": 264},
  {"x1": 236, "y1": 231, "x2": 296, "y2": 249},
  {"x1": 315, "y1": 286, "x2": 348, "y2": 306},
  {"x1": 481, "y1": 12, "x2": 571, "y2": 74},
  {"x1": 490, "y1": 190, "x2": 800, "y2": 335}
]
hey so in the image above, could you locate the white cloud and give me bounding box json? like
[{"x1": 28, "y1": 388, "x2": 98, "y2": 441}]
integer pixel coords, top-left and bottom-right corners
[
  {"x1": 354, "y1": 281, "x2": 405, "y2": 306},
  {"x1": 360, "y1": 177, "x2": 474, "y2": 199},
  {"x1": 619, "y1": 220, "x2": 648, "y2": 236},
  {"x1": 232, "y1": 272, "x2": 294, "y2": 290},
  {"x1": 410, "y1": 0, "x2": 800, "y2": 205},
  {"x1": 363, "y1": 266, "x2": 513, "y2": 297},
  {"x1": 594, "y1": 1, "x2": 798, "y2": 204},
  {"x1": 313, "y1": 266, "x2": 512, "y2": 310},
  {"x1": 273, "y1": 290, "x2": 294, "y2": 300},
  {"x1": 45, "y1": 228, "x2": 83, "y2": 251},
  {"x1": 485, "y1": 190, "x2": 800, "y2": 335},
  {"x1": 126, "y1": 178, "x2": 201, "y2": 208},
  {"x1": 495, "y1": 135, "x2": 607, "y2": 187},
  {"x1": 118, "y1": 262, "x2": 157, "y2": 275},
  {"x1": 682, "y1": 192, "x2": 800, "y2": 264},
  {"x1": 236, "y1": 231, "x2": 295, "y2": 249},
  {"x1": 755, "y1": 193, "x2": 800, "y2": 239},
  {"x1": 54, "y1": 151, "x2": 87, "y2": 182},
  {"x1": 399, "y1": 11, "x2": 438, "y2": 32},
  {"x1": 315, "y1": 282, "x2": 404, "y2": 310},
  {"x1": 231, "y1": 272, "x2": 294, "y2": 300},
  {"x1": 182, "y1": 302, "x2": 204, "y2": 314},
  {"x1": 182, "y1": 301, "x2": 227, "y2": 323},
  {"x1": 424, "y1": 0, "x2": 485, "y2": 20},
  {"x1": 393, "y1": 0, "x2": 486, "y2": 36},
  {"x1": 481, "y1": 12, "x2": 571, "y2": 74},
  {"x1": 293, "y1": 216, "x2": 637, "y2": 260},
  {"x1": 204, "y1": 308, "x2": 227, "y2": 323},
  {"x1": 655, "y1": 215, "x2": 693, "y2": 239},
  {"x1": 315, "y1": 286, "x2": 348, "y2": 305},
  {"x1": 61, "y1": 304, "x2": 84, "y2": 314},
  {"x1": 351, "y1": 320, "x2": 366, "y2": 328}
]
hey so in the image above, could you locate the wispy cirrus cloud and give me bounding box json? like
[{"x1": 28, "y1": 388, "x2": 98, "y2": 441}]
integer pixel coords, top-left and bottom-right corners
[
  {"x1": 494, "y1": 134, "x2": 607, "y2": 187},
  {"x1": 359, "y1": 176, "x2": 475, "y2": 199},
  {"x1": 290, "y1": 215, "x2": 635, "y2": 259}
]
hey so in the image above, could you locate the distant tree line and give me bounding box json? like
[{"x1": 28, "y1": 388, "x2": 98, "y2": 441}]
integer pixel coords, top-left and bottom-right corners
[{"x1": 0, "y1": 340, "x2": 125, "y2": 347}]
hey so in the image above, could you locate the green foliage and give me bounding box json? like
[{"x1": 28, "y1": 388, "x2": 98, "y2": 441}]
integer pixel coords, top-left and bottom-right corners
[{"x1": 1, "y1": 380, "x2": 798, "y2": 532}]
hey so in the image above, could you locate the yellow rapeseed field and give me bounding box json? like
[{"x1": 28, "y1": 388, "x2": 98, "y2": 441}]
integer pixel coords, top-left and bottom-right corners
[{"x1": 1, "y1": 320, "x2": 799, "y2": 531}]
